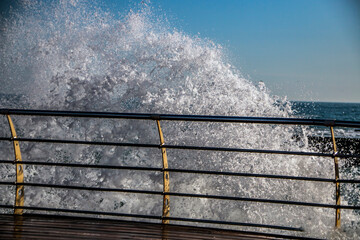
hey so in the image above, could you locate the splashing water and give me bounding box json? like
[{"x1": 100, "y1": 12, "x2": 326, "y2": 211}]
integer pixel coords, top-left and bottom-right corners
[{"x1": 0, "y1": 1, "x2": 359, "y2": 239}]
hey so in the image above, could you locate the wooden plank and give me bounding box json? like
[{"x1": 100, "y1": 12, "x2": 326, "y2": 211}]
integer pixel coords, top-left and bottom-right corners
[{"x1": 0, "y1": 214, "x2": 309, "y2": 239}]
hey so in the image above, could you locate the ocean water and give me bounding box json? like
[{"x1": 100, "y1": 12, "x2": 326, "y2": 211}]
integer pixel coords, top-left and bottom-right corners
[
  {"x1": 291, "y1": 101, "x2": 360, "y2": 139},
  {"x1": 0, "y1": 1, "x2": 359, "y2": 239},
  {"x1": 292, "y1": 101, "x2": 360, "y2": 122}
]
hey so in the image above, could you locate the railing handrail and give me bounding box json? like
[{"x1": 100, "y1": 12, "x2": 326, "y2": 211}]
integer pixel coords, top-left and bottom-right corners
[
  {"x1": 0, "y1": 137, "x2": 358, "y2": 158},
  {"x1": 1, "y1": 108, "x2": 359, "y2": 236},
  {"x1": 1, "y1": 160, "x2": 359, "y2": 183},
  {"x1": 1, "y1": 108, "x2": 360, "y2": 127}
]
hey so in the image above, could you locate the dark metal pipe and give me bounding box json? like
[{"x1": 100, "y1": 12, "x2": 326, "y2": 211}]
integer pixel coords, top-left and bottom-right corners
[
  {"x1": 0, "y1": 204, "x2": 161, "y2": 220},
  {"x1": 2, "y1": 137, "x2": 160, "y2": 149},
  {"x1": 165, "y1": 168, "x2": 360, "y2": 183},
  {"x1": 164, "y1": 144, "x2": 334, "y2": 157},
  {"x1": 0, "y1": 160, "x2": 162, "y2": 172},
  {"x1": 1, "y1": 137, "x2": 354, "y2": 158},
  {"x1": 1, "y1": 182, "x2": 163, "y2": 195},
  {"x1": 1, "y1": 108, "x2": 360, "y2": 128},
  {"x1": 164, "y1": 216, "x2": 303, "y2": 231},
  {"x1": 0, "y1": 182, "x2": 358, "y2": 209},
  {"x1": 5, "y1": 137, "x2": 358, "y2": 158},
  {"x1": 0, "y1": 160, "x2": 13, "y2": 164},
  {"x1": 1, "y1": 161, "x2": 359, "y2": 183},
  {"x1": 166, "y1": 192, "x2": 360, "y2": 209},
  {"x1": 163, "y1": 145, "x2": 359, "y2": 159}
]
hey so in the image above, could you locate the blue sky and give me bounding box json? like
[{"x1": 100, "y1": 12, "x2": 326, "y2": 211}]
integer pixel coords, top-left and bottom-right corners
[
  {"x1": 118, "y1": 0, "x2": 359, "y2": 103},
  {"x1": 153, "y1": 0, "x2": 360, "y2": 103},
  {"x1": 1, "y1": 0, "x2": 359, "y2": 102}
]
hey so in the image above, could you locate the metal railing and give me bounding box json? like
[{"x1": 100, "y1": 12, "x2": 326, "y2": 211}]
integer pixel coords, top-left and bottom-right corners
[{"x1": 0, "y1": 109, "x2": 360, "y2": 234}]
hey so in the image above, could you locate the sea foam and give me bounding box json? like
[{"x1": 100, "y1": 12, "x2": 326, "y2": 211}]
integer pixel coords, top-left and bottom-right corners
[{"x1": 0, "y1": 1, "x2": 358, "y2": 239}]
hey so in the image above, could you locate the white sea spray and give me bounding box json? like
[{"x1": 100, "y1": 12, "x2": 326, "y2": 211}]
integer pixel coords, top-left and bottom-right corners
[{"x1": 0, "y1": 1, "x2": 358, "y2": 239}]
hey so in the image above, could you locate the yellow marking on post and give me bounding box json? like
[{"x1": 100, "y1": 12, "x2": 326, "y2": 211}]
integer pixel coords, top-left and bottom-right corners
[
  {"x1": 156, "y1": 120, "x2": 170, "y2": 224},
  {"x1": 7, "y1": 115, "x2": 24, "y2": 215},
  {"x1": 330, "y1": 126, "x2": 340, "y2": 228}
]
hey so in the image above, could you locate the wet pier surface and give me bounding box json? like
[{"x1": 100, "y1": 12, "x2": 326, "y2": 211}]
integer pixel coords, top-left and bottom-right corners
[{"x1": 0, "y1": 214, "x2": 304, "y2": 239}]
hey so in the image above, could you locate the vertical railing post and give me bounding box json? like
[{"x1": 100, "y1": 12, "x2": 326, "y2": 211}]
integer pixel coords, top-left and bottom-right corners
[
  {"x1": 330, "y1": 126, "x2": 340, "y2": 228},
  {"x1": 156, "y1": 120, "x2": 170, "y2": 224},
  {"x1": 6, "y1": 115, "x2": 24, "y2": 215}
]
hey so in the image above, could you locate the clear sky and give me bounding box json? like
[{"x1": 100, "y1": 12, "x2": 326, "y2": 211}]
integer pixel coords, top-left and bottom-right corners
[
  {"x1": 114, "y1": 0, "x2": 360, "y2": 103},
  {"x1": 1, "y1": 0, "x2": 359, "y2": 103}
]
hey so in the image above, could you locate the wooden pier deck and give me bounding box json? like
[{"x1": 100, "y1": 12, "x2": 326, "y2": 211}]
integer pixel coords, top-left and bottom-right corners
[{"x1": 0, "y1": 214, "x2": 308, "y2": 240}]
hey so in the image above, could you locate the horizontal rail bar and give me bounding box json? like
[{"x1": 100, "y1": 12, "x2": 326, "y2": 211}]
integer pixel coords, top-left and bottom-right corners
[
  {"x1": 0, "y1": 160, "x2": 162, "y2": 172},
  {"x1": 0, "y1": 204, "x2": 161, "y2": 220},
  {"x1": 164, "y1": 144, "x2": 359, "y2": 158},
  {"x1": 164, "y1": 217, "x2": 303, "y2": 231},
  {"x1": 0, "y1": 182, "x2": 358, "y2": 209},
  {"x1": 1, "y1": 160, "x2": 360, "y2": 183},
  {"x1": 166, "y1": 145, "x2": 319, "y2": 157},
  {"x1": 166, "y1": 168, "x2": 360, "y2": 183},
  {"x1": 0, "y1": 205, "x2": 302, "y2": 232},
  {"x1": 0, "y1": 137, "x2": 160, "y2": 149},
  {"x1": 1, "y1": 109, "x2": 360, "y2": 128},
  {"x1": 166, "y1": 192, "x2": 360, "y2": 209},
  {"x1": 2, "y1": 137, "x2": 359, "y2": 158},
  {"x1": 0, "y1": 182, "x2": 163, "y2": 195}
]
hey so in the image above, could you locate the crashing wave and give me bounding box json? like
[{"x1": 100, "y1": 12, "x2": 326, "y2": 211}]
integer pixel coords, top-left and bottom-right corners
[{"x1": 0, "y1": 1, "x2": 358, "y2": 239}]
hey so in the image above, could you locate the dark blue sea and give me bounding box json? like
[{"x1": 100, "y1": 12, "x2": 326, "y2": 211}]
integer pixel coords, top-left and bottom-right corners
[
  {"x1": 290, "y1": 101, "x2": 360, "y2": 139},
  {"x1": 291, "y1": 101, "x2": 360, "y2": 122}
]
